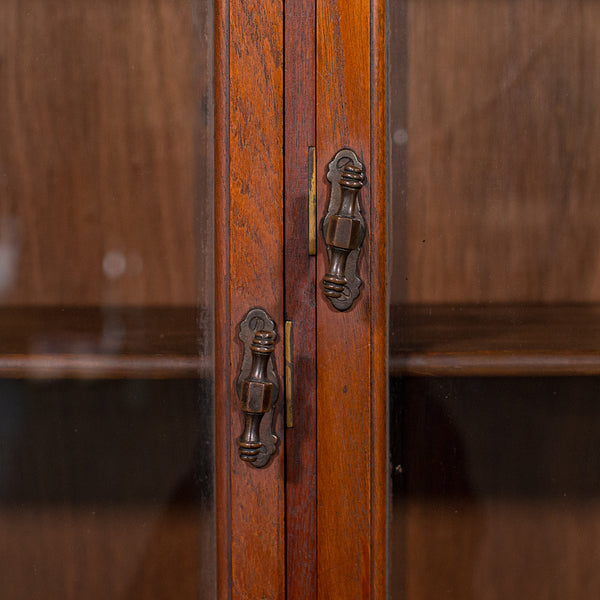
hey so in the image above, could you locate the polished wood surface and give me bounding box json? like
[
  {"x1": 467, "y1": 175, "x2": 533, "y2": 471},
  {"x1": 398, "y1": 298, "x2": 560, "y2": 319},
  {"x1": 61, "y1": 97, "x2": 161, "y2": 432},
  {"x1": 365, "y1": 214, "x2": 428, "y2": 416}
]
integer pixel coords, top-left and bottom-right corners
[
  {"x1": 1, "y1": 0, "x2": 212, "y2": 307},
  {"x1": 284, "y1": 0, "x2": 317, "y2": 597},
  {"x1": 391, "y1": 304, "x2": 600, "y2": 376},
  {"x1": 227, "y1": 0, "x2": 285, "y2": 597},
  {"x1": 390, "y1": 0, "x2": 600, "y2": 304},
  {"x1": 316, "y1": 0, "x2": 386, "y2": 597},
  {"x1": 317, "y1": 0, "x2": 371, "y2": 594}
]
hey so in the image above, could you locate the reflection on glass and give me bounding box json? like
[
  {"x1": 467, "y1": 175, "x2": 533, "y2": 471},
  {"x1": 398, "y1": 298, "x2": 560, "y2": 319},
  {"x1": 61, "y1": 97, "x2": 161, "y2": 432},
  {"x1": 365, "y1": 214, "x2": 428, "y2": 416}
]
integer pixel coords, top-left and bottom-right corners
[
  {"x1": 0, "y1": 380, "x2": 212, "y2": 599},
  {"x1": 391, "y1": 378, "x2": 600, "y2": 599},
  {"x1": 0, "y1": 0, "x2": 214, "y2": 597},
  {"x1": 389, "y1": 1, "x2": 600, "y2": 598}
]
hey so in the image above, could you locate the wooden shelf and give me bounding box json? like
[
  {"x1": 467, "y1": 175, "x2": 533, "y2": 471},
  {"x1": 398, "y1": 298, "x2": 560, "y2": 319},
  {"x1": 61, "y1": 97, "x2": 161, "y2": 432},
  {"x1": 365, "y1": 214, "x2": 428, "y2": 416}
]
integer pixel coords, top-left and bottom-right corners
[
  {"x1": 5, "y1": 304, "x2": 600, "y2": 379},
  {"x1": 0, "y1": 307, "x2": 208, "y2": 379},
  {"x1": 390, "y1": 304, "x2": 600, "y2": 376}
]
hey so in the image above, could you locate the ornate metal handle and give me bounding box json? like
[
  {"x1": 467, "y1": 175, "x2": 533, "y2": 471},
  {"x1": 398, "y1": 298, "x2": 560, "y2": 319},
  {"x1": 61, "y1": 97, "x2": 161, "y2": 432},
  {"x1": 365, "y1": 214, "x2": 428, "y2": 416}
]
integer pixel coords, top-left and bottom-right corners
[
  {"x1": 236, "y1": 308, "x2": 279, "y2": 468},
  {"x1": 321, "y1": 148, "x2": 366, "y2": 311}
]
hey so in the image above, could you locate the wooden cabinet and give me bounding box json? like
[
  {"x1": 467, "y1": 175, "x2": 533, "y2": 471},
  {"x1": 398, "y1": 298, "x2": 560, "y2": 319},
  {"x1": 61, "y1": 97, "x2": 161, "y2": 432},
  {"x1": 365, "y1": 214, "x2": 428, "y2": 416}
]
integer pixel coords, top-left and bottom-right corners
[
  {"x1": 216, "y1": 0, "x2": 385, "y2": 597},
  {"x1": 7, "y1": 1, "x2": 599, "y2": 598},
  {"x1": 215, "y1": 1, "x2": 385, "y2": 597},
  {"x1": 3, "y1": 1, "x2": 381, "y2": 598}
]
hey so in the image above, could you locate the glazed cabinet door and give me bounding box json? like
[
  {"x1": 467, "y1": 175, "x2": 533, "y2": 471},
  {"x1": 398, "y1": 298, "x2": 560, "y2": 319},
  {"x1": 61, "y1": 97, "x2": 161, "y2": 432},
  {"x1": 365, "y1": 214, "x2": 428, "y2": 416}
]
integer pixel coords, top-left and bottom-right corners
[
  {"x1": 215, "y1": 0, "x2": 285, "y2": 598},
  {"x1": 315, "y1": 1, "x2": 600, "y2": 598},
  {"x1": 388, "y1": 2, "x2": 600, "y2": 599},
  {"x1": 307, "y1": 0, "x2": 387, "y2": 599},
  {"x1": 1, "y1": 1, "x2": 285, "y2": 599}
]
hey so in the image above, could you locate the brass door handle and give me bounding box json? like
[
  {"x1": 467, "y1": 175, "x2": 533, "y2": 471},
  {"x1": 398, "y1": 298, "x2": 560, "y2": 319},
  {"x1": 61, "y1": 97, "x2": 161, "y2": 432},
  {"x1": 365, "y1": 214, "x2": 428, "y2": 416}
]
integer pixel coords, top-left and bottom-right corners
[
  {"x1": 236, "y1": 308, "x2": 279, "y2": 468},
  {"x1": 321, "y1": 148, "x2": 366, "y2": 311}
]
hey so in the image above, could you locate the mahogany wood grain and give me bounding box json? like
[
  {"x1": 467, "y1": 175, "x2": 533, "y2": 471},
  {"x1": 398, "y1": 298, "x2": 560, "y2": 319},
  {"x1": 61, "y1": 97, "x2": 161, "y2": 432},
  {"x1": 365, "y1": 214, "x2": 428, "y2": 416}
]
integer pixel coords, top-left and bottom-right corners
[
  {"x1": 391, "y1": 304, "x2": 600, "y2": 376},
  {"x1": 228, "y1": 0, "x2": 285, "y2": 598},
  {"x1": 284, "y1": 0, "x2": 317, "y2": 598},
  {"x1": 390, "y1": 0, "x2": 600, "y2": 304},
  {"x1": 316, "y1": 0, "x2": 386, "y2": 597},
  {"x1": 0, "y1": 0, "x2": 212, "y2": 306}
]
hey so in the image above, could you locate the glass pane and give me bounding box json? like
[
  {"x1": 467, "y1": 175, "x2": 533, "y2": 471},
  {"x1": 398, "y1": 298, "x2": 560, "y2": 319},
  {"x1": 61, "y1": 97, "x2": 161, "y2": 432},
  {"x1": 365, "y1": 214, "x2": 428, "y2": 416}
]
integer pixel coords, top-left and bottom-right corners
[
  {"x1": 389, "y1": 1, "x2": 600, "y2": 597},
  {"x1": 0, "y1": 1, "x2": 214, "y2": 597},
  {"x1": 391, "y1": 377, "x2": 600, "y2": 599}
]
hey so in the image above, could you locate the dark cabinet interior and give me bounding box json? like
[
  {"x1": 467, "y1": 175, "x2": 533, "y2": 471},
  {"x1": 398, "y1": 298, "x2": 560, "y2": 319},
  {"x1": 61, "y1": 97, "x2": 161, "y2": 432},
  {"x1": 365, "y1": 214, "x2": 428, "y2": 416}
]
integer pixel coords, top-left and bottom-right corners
[
  {"x1": 0, "y1": 379, "x2": 213, "y2": 599},
  {"x1": 391, "y1": 377, "x2": 600, "y2": 599}
]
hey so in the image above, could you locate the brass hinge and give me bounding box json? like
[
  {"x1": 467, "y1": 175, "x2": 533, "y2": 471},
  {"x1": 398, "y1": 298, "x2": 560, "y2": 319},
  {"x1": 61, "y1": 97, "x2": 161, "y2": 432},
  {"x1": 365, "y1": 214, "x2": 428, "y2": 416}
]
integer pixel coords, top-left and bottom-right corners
[
  {"x1": 308, "y1": 147, "x2": 317, "y2": 256},
  {"x1": 285, "y1": 320, "x2": 294, "y2": 428}
]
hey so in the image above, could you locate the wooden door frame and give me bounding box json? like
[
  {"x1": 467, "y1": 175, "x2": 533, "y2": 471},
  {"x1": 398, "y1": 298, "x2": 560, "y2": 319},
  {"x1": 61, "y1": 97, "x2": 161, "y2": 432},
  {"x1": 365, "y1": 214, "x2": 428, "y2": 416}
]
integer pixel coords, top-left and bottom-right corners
[
  {"x1": 284, "y1": 0, "x2": 318, "y2": 598},
  {"x1": 214, "y1": 0, "x2": 387, "y2": 597},
  {"x1": 315, "y1": 0, "x2": 387, "y2": 598},
  {"x1": 215, "y1": 0, "x2": 285, "y2": 598}
]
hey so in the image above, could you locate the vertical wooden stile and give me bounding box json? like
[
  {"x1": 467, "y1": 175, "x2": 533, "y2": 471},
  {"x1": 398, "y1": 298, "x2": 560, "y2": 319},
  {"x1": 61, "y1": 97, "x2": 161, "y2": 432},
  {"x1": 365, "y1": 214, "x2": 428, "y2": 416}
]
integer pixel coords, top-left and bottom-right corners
[
  {"x1": 215, "y1": 0, "x2": 231, "y2": 597},
  {"x1": 316, "y1": 0, "x2": 387, "y2": 597},
  {"x1": 216, "y1": 0, "x2": 286, "y2": 598},
  {"x1": 285, "y1": 0, "x2": 318, "y2": 598}
]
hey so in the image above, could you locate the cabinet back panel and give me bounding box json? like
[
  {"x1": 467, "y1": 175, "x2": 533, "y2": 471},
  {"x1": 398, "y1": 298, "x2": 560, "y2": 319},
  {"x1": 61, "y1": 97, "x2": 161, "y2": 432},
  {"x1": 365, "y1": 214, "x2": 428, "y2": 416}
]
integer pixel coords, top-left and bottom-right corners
[
  {"x1": 390, "y1": 376, "x2": 600, "y2": 599},
  {"x1": 390, "y1": 0, "x2": 600, "y2": 303},
  {"x1": 0, "y1": 0, "x2": 212, "y2": 305},
  {"x1": 0, "y1": 378, "x2": 214, "y2": 599}
]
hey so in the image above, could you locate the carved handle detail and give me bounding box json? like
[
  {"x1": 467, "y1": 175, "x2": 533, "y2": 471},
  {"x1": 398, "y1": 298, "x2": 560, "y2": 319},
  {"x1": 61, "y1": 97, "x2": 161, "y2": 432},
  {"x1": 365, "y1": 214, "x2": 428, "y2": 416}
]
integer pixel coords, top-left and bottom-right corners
[
  {"x1": 236, "y1": 308, "x2": 279, "y2": 468},
  {"x1": 322, "y1": 149, "x2": 366, "y2": 311}
]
